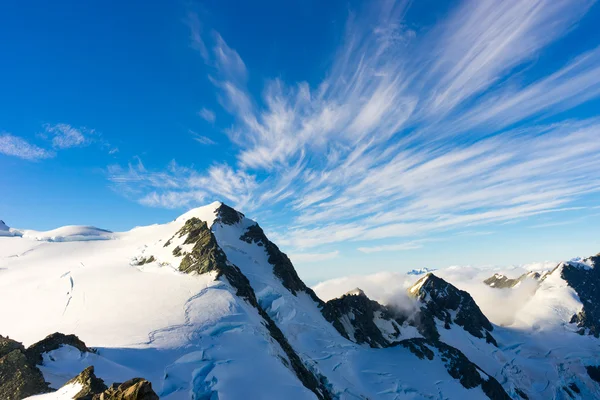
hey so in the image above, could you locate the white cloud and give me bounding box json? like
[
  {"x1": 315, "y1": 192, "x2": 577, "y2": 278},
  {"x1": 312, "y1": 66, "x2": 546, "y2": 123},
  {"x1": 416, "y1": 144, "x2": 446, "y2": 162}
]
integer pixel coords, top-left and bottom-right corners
[
  {"x1": 0, "y1": 134, "x2": 54, "y2": 161},
  {"x1": 45, "y1": 123, "x2": 91, "y2": 149},
  {"x1": 313, "y1": 260, "x2": 560, "y2": 326},
  {"x1": 109, "y1": 1, "x2": 600, "y2": 253},
  {"x1": 289, "y1": 251, "x2": 340, "y2": 263},
  {"x1": 358, "y1": 240, "x2": 429, "y2": 254},
  {"x1": 198, "y1": 108, "x2": 216, "y2": 123}
]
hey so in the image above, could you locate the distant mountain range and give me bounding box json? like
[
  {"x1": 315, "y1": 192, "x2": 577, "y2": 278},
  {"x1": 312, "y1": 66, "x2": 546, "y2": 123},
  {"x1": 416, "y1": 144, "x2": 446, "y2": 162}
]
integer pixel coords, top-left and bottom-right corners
[
  {"x1": 1, "y1": 202, "x2": 599, "y2": 399},
  {"x1": 406, "y1": 267, "x2": 438, "y2": 275}
]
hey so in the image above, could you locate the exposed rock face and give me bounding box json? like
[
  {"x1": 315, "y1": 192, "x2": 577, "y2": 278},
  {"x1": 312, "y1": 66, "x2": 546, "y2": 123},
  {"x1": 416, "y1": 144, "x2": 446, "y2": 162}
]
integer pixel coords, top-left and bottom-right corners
[
  {"x1": 586, "y1": 365, "x2": 600, "y2": 383},
  {"x1": 61, "y1": 365, "x2": 159, "y2": 400},
  {"x1": 409, "y1": 274, "x2": 497, "y2": 345},
  {"x1": 26, "y1": 332, "x2": 91, "y2": 366},
  {"x1": 177, "y1": 216, "x2": 332, "y2": 400},
  {"x1": 214, "y1": 203, "x2": 244, "y2": 225},
  {"x1": 560, "y1": 255, "x2": 600, "y2": 337},
  {"x1": 483, "y1": 271, "x2": 541, "y2": 289},
  {"x1": 68, "y1": 366, "x2": 108, "y2": 399},
  {"x1": 0, "y1": 335, "x2": 51, "y2": 400},
  {"x1": 397, "y1": 338, "x2": 510, "y2": 400},
  {"x1": 94, "y1": 378, "x2": 159, "y2": 400},
  {"x1": 239, "y1": 223, "x2": 323, "y2": 304},
  {"x1": 322, "y1": 288, "x2": 405, "y2": 348},
  {"x1": 0, "y1": 334, "x2": 25, "y2": 357}
]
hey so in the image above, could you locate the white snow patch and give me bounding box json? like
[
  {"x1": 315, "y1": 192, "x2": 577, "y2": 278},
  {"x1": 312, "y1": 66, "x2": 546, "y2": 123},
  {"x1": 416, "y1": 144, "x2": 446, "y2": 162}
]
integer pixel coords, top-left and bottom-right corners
[
  {"x1": 24, "y1": 382, "x2": 83, "y2": 399},
  {"x1": 19, "y1": 226, "x2": 114, "y2": 242}
]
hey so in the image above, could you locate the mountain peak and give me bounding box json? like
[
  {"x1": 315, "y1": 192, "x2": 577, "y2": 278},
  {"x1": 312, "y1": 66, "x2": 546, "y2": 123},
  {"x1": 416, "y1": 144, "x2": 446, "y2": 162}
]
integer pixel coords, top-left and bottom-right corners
[
  {"x1": 175, "y1": 201, "x2": 223, "y2": 224},
  {"x1": 215, "y1": 202, "x2": 245, "y2": 225},
  {"x1": 408, "y1": 273, "x2": 497, "y2": 345},
  {"x1": 407, "y1": 267, "x2": 437, "y2": 276},
  {"x1": 343, "y1": 287, "x2": 366, "y2": 297}
]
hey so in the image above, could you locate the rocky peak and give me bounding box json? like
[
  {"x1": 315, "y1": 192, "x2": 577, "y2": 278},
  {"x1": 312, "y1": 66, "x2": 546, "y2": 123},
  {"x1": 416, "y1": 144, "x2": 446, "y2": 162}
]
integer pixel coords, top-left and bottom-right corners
[
  {"x1": 407, "y1": 267, "x2": 437, "y2": 276},
  {"x1": 409, "y1": 274, "x2": 497, "y2": 345},
  {"x1": 344, "y1": 287, "x2": 366, "y2": 297},
  {"x1": 214, "y1": 202, "x2": 244, "y2": 225},
  {"x1": 175, "y1": 217, "x2": 332, "y2": 399},
  {"x1": 322, "y1": 289, "x2": 406, "y2": 348},
  {"x1": 96, "y1": 378, "x2": 159, "y2": 400},
  {"x1": 66, "y1": 366, "x2": 108, "y2": 399},
  {"x1": 483, "y1": 271, "x2": 542, "y2": 289},
  {"x1": 26, "y1": 332, "x2": 91, "y2": 366}
]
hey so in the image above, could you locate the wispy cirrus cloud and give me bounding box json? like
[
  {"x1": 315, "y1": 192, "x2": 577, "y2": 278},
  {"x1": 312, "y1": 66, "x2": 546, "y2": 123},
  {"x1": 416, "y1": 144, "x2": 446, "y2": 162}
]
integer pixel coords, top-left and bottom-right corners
[
  {"x1": 289, "y1": 251, "x2": 340, "y2": 263},
  {"x1": 198, "y1": 108, "x2": 216, "y2": 123},
  {"x1": 0, "y1": 133, "x2": 54, "y2": 161},
  {"x1": 109, "y1": 0, "x2": 600, "y2": 253},
  {"x1": 44, "y1": 123, "x2": 93, "y2": 149}
]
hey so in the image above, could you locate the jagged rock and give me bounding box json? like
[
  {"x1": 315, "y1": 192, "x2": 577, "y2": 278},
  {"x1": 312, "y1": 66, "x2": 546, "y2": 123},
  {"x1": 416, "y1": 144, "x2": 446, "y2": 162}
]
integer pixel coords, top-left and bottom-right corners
[
  {"x1": 397, "y1": 338, "x2": 510, "y2": 400},
  {"x1": 586, "y1": 365, "x2": 600, "y2": 383},
  {"x1": 322, "y1": 288, "x2": 405, "y2": 348},
  {"x1": 409, "y1": 274, "x2": 497, "y2": 345},
  {"x1": 239, "y1": 223, "x2": 323, "y2": 304},
  {"x1": 93, "y1": 378, "x2": 159, "y2": 400},
  {"x1": 26, "y1": 332, "x2": 91, "y2": 366},
  {"x1": 0, "y1": 335, "x2": 25, "y2": 358},
  {"x1": 483, "y1": 271, "x2": 542, "y2": 289},
  {"x1": 0, "y1": 340, "x2": 51, "y2": 400},
  {"x1": 67, "y1": 366, "x2": 108, "y2": 399},
  {"x1": 560, "y1": 255, "x2": 600, "y2": 337},
  {"x1": 214, "y1": 203, "x2": 244, "y2": 225}
]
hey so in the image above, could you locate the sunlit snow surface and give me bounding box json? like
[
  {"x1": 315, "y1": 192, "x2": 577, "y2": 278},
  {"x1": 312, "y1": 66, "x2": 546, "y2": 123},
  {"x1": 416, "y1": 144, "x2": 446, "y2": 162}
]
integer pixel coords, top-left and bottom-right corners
[{"x1": 1, "y1": 202, "x2": 599, "y2": 399}]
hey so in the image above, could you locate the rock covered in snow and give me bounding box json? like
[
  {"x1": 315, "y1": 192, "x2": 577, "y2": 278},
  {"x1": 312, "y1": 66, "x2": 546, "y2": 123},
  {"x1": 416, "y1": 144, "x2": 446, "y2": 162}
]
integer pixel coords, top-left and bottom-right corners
[
  {"x1": 321, "y1": 287, "x2": 407, "y2": 348},
  {"x1": 26, "y1": 332, "x2": 92, "y2": 366},
  {"x1": 409, "y1": 273, "x2": 497, "y2": 345},
  {"x1": 483, "y1": 271, "x2": 543, "y2": 289}
]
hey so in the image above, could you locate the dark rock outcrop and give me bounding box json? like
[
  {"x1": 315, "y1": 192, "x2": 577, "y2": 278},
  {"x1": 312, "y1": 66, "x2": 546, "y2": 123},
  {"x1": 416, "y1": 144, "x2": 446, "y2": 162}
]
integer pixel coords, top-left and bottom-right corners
[
  {"x1": 586, "y1": 365, "x2": 600, "y2": 383},
  {"x1": 398, "y1": 338, "x2": 510, "y2": 400},
  {"x1": 0, "y1": 335, "x2": 51, "y2": 400},
  {"x1": 62, "y1": 366, "x2": 159, "y2": 400},
  {"x1": 239, "y1": 223, "x2": 323, "y2": 304},
  {"x1": 27, "y1": 332, "x2": 91, "y2": 366},
  {"x1": 409, "y1": 274, "x2": 497, "y2": 345},
  {"x1": 483, "y1": 271, "x2": 541, "y2": 289},
  {"x1": 560, "y1": 255, "x2": 600, "y2": 337},
  {"x1": 322, "y1": 288, "x2": 406, "y2": 348},
  {"x1": 94, "y1": 378, "x2": 159, "y2": 400},
  {"x1": 68, "y1": 366, "x2": 108, "y2": 399},
  {"x1": 0, "y1": 335, "x2": 25, "y2": 358},
  {"x1": 214, "y1": 203, "x2": 244, "y2": 225}
]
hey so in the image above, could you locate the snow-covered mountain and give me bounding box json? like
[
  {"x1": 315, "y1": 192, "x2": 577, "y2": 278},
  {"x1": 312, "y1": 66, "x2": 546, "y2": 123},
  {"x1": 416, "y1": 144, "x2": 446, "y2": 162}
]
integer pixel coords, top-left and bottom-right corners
[
  {"x1": 1, "y1": 202, "x2": 599, "y2": 399},
  {"x1": 406, "y1": 267, "x2": 437, "y2": 275}
]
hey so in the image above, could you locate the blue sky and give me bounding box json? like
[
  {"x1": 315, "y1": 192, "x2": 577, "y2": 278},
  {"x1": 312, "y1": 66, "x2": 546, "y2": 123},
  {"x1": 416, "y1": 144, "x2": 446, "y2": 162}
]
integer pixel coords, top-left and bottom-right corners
[{"x1": 2, "y1": 0, "x2": 600, "y2": 283}]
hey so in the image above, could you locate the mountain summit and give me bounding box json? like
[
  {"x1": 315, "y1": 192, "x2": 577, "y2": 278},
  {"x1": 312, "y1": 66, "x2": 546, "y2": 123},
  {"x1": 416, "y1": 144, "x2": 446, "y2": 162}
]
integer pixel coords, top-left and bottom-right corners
[{"x1": 0, "y1": 202, "x2": 598, "y2": 399}]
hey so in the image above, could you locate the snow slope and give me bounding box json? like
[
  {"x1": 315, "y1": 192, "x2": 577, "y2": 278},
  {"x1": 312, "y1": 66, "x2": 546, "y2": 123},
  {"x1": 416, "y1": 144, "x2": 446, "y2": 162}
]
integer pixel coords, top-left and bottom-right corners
[
  {"x1": 0, "y1": 202, "x2": 315, "y2": 399},
  {"x1": 1, "y1": 201, "x2": 599, "y2": 399}
]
